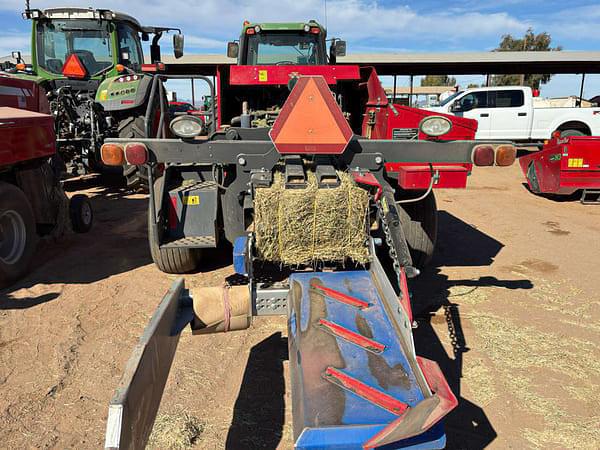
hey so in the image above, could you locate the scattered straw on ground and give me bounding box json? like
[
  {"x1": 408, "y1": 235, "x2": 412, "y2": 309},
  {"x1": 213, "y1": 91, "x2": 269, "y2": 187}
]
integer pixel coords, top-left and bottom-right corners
[
  {"x1": 253, "y1": 169, "x2": 369, "y2": 265},
  {"x1": 148, "y1": 412, "x2": 204, "y2": 449},
  {"x1": 468, "y1": 313, "x2": 600, "y2": 448}
]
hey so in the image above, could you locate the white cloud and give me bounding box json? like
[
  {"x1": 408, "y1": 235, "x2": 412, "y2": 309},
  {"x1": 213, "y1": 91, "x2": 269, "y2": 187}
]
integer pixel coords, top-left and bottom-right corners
[
  {"x1": 0, "y1": 32, "x2": 29, "y2": 56},
  {"x1": 0, "y1": 0, "x2": 530, "y2": 51}
]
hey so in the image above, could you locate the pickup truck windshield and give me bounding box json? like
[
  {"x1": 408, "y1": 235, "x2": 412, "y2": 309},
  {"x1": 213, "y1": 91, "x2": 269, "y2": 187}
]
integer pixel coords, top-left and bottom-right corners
[
  {"x1": 439, "y1": 91, "x2": 463, "y2": 107},
  {"x1": 245, "y1": 32, "x2": 322, "y2": 65},
  {"x1": 36, "y1": 19, "x2": 113, "y2": 76}
]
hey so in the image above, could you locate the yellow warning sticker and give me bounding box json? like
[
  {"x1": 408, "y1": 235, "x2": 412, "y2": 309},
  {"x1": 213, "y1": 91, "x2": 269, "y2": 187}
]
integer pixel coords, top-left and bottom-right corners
[
  {"x1": 568, "y1": 158, "x2": 584, "y2": 168},
  {"x1": 258, "y1": 70, "x2": 268, "y2": 82},
  {"x1": 99, "y1": 90, "x2": 108, "y2": 101},
  {"x1": 183, "y1": 195, "x2": 200, "y2": 205}
]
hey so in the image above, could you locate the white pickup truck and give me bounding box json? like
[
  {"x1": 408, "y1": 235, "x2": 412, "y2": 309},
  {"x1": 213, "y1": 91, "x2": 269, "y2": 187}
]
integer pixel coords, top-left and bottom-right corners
[{"x1": 428, "y1": 86, "x2": 600, "y2": 141}]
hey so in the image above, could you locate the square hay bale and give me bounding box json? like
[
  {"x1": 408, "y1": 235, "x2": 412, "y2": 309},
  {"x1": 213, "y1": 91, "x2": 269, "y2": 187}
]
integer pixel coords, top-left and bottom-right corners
[{"x1": 253, "y1": 170, "x2": 370, "y2": 265}]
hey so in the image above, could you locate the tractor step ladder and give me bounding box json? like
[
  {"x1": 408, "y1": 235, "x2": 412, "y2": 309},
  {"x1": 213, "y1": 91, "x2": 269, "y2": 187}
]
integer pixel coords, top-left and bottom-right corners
[{"x1": 580, "y1": 189, "x2": 600, "y2": 204}]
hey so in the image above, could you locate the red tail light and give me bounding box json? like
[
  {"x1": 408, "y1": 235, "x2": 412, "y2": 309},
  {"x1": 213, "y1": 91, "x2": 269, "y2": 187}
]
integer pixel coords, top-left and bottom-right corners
[
  {"x1": 472, "y1": 145, "x2": 495, "y2": 166},
  {"x1": 310, "y1": 27, "x2": 320, "y2": 34},
  {"x1": 124, "y1": 143, "x2": 148, "y2": 165},
  {"x1": 246, "y1": 28, "x2": 255, "y2": 35},
  {"x1": 62, "y1": 54, "x2": 87, "y2": 79},
  {"x1": 101, "y1": 143, "x2": 125, "y2": 166}
]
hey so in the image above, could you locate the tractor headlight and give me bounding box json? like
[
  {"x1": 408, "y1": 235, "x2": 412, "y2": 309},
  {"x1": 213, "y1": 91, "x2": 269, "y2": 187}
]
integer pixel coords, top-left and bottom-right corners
[
  {"x1": 169, "y1": 115, "x2": 204, "y2": 139},
  {"x1": 419, "y1": 116, "x2": 452, "y2": 137}
]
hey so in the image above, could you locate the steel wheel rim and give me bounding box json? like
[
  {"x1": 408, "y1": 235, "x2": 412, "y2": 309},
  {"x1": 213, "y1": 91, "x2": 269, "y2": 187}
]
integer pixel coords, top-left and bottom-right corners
[{"x1": 0, "y1": 210, "x2": 27, "y2": 265}]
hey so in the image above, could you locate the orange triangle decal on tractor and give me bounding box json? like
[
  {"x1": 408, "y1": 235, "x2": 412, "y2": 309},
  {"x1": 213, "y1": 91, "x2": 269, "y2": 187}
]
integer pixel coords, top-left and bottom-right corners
[
  {"x1": 270, "y1": 76, "x2": 354, "y2": 154},
  {"x1": 62, "y1": 54, "x2": 87, "y2": 79}
]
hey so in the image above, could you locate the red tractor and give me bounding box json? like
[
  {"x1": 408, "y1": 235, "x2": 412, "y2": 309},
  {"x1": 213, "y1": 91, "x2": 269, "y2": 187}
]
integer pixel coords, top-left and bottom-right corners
[
  {"x1": 0, "y1": 76, "x2": 92, "y2": 286},
  {"x1": 211, "y1": 20, "x2": 480, "y2": 267}
]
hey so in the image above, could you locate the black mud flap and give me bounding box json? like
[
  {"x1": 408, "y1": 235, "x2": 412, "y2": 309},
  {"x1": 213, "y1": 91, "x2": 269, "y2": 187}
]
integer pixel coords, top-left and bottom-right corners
[{"x1": 104, "y1": 278, "x2": 194, "y2": 450}]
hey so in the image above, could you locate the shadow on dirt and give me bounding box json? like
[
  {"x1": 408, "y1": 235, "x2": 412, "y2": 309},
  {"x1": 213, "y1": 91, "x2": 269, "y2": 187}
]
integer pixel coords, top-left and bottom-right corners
[
  {"x1": 2, "y1": 177, "x2": 151, "y2": 298},
  {"x1": 223, "y1": 210, "x2": 534, "y2": 449},
  {"x1": 411, "y1": 210, "x2": 533, "y2": 449},
  {"x1": 226, "y1": 332, "x2": 287, "y2": 450},
  {"x1": 0, "y1": 292, "x2": 60, "y2": 309},
  {"x1": 520, "y1": 182, "x2": 586, "y2": 203}
]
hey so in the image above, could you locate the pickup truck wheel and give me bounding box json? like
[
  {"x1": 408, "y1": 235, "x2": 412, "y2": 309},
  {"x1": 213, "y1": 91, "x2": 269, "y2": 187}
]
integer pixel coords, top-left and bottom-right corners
[
  {"x1": 147, "y1": 206, "x2": 199, "y2": 274},
  {"x1": 559, "y1": 129, "x2": 585, "y2": 137},
  {"x1": 397, "y1": 191, "x2": 438, "y2": 269},
  {"x1": 0, "y1": 182, "x2": 37, "y2": 287}
]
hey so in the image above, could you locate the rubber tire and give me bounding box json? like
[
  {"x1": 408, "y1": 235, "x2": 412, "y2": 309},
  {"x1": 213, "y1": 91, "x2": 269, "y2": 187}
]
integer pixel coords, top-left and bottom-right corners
[
  {"x1": 69, "y1": 194, "x2": 93, "y2": 233},
  {"x1": 559, "y1": 129, "x2": 585, "y2": 137},
  {"x1": 0, "y1": 182, "x2": 37, "y2": 287},
  {"x1": 147, "y1": 205, "x2": 199, "y2": 274},
  {"x1": 398, "y1": 191, "x2": 438, "y2": 269}
]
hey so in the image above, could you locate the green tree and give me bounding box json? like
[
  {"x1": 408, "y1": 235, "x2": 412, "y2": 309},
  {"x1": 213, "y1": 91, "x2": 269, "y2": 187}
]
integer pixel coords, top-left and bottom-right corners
[
  {"x1": 420, "y1": 75, "x2": 457, "y2": 87},
  {"x1": 491, "y1": 28, "x2": 562, "y2": 89}
]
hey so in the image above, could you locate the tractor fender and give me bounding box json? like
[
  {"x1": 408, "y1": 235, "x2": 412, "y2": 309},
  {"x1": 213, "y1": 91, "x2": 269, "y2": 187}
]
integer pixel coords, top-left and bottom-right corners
[{"x1": 96, "y1": 73, "x2": 153, "y2": 112}]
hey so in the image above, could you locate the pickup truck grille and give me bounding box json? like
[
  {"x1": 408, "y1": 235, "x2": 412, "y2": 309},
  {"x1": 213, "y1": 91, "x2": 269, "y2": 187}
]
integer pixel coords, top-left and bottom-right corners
[{"x1": 392, "y1": 128, "x2": 419, "y2": 140}]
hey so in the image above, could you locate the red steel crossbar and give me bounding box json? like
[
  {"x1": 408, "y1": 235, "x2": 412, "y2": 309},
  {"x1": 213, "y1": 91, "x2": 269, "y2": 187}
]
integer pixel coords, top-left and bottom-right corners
[
  {"x1": 323, "y1": 366, "x2": 409, "y2": 415},
  {"x1": 311, "y1": 283, "x2": 371, "y2": 309},
  {"x1": 318, "y1": 319, "x2": 386, "y2": 354}
]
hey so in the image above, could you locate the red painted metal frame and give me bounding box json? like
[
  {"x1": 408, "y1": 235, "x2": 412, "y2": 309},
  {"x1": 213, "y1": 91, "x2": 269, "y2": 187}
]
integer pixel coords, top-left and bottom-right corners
[
  {"x1": 229, "y1": 65, "x2": 361, "y2": 85},
  {"x1": 310, "y1": 283, "x2": 371, "y2": 309},
  {"x1": 397, "y1": 267, "x2": 413, "y2": 324},
  {"x1": 0, "y1": 107, "x2": 55, "y2": 167},
  {"x1": 322, "y1": 366, "x2": 409, "y2": 416},
  {"x1": 386, "y1": 163, "x2": 472, "y2": 190},
  {"x1": 350, "y1": 171, "x2": 382, "y2": 200},
  {"x1": 519, "y1": 136, "x2": 600, "y2": 195},
  {"x1": 362, "y1": 357, "x2": 458, "y2": 449},
  {"x1": 318, "y1": 319, "x2": 386, "y2": 354}
]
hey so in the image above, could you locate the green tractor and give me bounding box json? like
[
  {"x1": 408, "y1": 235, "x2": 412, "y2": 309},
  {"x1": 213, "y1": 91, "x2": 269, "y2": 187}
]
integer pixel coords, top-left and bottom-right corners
[
  {"x1": 5, "y1": 6, "x2": 184, "y2": 184},
  {"x1": 226, "y1": 19, "x2": 346, "y2": 66}
]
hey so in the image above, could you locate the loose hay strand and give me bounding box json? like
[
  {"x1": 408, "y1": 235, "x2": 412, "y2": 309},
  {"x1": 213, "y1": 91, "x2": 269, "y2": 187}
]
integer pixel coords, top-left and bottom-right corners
[{"x1": 254, "y1": 169, "x2": 370, "y2": 265}]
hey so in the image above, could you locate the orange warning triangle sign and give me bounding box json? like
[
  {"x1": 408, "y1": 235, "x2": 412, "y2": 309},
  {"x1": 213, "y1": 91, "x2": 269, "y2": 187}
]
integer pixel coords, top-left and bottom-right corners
[
  {"x1": 270, "y1": 76, "x2": 353, "y2": 154},
  {"x1": 62, "y1": 54, "x2": 87, "y2": 79}
]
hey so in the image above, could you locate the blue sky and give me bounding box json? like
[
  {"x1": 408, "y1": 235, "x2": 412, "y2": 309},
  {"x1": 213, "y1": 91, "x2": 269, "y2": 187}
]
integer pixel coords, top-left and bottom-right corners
[{"x1": 1, "y1": 0, "x2": 599, "y2": 99}]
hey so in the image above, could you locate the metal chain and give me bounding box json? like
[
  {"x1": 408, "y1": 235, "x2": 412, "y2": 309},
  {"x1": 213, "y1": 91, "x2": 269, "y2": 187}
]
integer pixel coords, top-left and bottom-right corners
[
  {"x1": 376, "y1": 200, "x2": 402, "y2": 292},
  {"x1": 443, "y1": 303, "x2": 466, "y2": 358}
]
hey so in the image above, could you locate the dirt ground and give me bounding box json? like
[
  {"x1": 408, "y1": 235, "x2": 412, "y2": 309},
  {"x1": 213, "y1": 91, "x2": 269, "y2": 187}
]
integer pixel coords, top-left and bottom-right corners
[{"x1": 1, "y1": 163, "x2": 599, "y2": 450}]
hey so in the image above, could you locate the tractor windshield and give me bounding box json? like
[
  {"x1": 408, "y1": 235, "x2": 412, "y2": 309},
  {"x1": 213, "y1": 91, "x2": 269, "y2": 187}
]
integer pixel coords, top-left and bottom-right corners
[
  {"x1": 245, "y1": 32, "x2": 322, "y2": 65},
  {"x1": 36, "y1": 19, "x2": 113, "y2": 76}
]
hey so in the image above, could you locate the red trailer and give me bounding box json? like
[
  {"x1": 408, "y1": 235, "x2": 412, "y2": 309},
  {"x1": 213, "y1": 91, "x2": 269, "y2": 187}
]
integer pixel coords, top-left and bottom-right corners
[
  {"x1": 519, "y1": 135, "x2": 600, "y2": 203},
  {"x1": 0, "y1": 79, "x2": 92, "y2": 286}
]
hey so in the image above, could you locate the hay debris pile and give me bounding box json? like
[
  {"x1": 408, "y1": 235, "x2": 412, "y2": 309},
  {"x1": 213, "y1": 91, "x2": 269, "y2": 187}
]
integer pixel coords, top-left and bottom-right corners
[{"x1": 253, "y1": 170, "x2": 370, "y2": 265}]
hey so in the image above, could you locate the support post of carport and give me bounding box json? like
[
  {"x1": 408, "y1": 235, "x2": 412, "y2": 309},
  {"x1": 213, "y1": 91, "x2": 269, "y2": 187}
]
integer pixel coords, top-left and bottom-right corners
[
  {"x1": 577, "y1": 73, "x2": 586, "y2": 107},
  {"x1": 393, "y1": 75, "x2": 397, "y2": 103},
  {"x1": 191, "y1": 79, "x2": 196, "y2": 107},
  {"x1": 409, "y1": 75, "x2": 414, "y2": 107}
]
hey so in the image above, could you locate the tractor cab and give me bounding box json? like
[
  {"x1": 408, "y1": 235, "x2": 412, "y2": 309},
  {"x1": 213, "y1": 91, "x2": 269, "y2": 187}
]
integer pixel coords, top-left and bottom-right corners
[
  {"x1": 21, "y1": 7, "x2": 183, "y2": 81},
  {"x1": 227, "y1": 20, "x2": 346, "y2": 66},
  {"x1": 3, "y1": 6, "x2": 184, "y2": 180}
]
